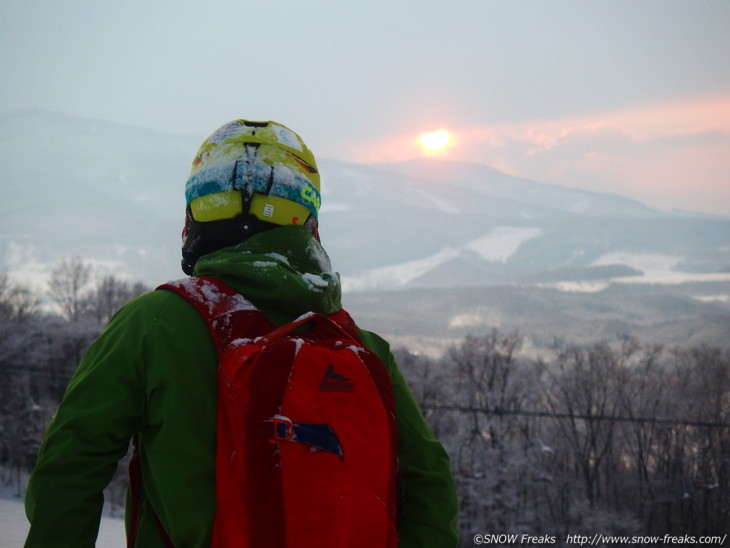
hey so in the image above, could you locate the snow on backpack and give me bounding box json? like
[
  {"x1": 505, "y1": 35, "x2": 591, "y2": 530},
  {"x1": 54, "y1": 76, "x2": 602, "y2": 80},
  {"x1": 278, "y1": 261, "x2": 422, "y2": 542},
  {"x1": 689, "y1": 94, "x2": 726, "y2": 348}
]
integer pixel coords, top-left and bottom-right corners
[{"x1": 157, "y1": 276, "x2": 399, "y2": 547}]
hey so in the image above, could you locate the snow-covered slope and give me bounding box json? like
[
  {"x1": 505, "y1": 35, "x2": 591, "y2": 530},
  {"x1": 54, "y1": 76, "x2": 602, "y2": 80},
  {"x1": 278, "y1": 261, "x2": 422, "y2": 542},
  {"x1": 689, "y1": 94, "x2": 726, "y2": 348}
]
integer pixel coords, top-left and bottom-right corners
[
  {"x1": 342, "y1": 226, "x2": 544, "y2": 291},
  {"x1": 0, "y1": 497, "x2": 124, "y2": 548}
]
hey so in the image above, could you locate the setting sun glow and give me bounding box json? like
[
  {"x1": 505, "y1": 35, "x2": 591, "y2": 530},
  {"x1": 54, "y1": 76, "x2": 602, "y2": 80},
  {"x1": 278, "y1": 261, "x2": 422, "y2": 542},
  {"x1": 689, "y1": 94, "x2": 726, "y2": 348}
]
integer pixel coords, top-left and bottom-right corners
[{"x1": 418, "y1": 129, "x2": 452, "y2": 153}]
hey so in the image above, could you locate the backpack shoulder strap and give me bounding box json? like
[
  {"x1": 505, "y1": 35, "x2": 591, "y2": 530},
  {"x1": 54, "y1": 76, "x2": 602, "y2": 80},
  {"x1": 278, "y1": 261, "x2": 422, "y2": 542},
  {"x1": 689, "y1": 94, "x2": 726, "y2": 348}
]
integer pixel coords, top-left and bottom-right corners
[{"x1": 157, "y1": 276, "x2": 275, "y2": 352}]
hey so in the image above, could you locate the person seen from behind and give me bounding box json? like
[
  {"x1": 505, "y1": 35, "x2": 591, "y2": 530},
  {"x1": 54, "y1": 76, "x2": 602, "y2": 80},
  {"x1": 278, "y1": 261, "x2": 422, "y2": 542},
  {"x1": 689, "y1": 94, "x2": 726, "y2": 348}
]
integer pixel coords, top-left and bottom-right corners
[{"x1": 24, "y1": 119, "x2": 459, "y2": 547}]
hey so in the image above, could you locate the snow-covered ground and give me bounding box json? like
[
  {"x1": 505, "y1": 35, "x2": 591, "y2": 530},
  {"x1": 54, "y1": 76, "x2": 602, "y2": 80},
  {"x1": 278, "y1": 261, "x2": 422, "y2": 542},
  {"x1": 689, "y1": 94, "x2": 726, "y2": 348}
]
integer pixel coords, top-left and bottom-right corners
[
  {"x1": 342, "y1": 225, "x2": 543, "y2": 291},
  {"x1": 0, "y1": 479, "x2": 125, "y2": 547},
  {"x1": 464, "y1": 226, "x2": 542, "y2": 262}
]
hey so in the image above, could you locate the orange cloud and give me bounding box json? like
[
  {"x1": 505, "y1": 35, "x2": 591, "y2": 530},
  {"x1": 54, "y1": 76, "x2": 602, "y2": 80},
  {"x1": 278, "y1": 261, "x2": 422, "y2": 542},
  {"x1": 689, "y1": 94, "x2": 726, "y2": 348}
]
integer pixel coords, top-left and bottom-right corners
[
  {"x1": 451, "y1": 94, "x2": 730, "y2": 215},
  {"x1": 320, "y1": 94, "x2": 730, "y2": 215}
]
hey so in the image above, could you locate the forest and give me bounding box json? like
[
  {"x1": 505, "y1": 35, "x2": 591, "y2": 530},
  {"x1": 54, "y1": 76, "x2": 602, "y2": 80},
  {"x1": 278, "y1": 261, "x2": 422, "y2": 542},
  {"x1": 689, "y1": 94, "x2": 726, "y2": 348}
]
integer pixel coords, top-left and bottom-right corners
[{"x1": 1, "y1": 259, "x2": 728, "y2": 544}]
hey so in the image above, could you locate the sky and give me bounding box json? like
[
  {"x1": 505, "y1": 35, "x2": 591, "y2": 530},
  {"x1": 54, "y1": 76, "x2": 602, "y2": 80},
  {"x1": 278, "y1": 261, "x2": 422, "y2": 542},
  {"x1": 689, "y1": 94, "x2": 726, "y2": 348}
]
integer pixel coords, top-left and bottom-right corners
[{"x1": 1, "y1": 0, "x2": 729, "y2": 216}]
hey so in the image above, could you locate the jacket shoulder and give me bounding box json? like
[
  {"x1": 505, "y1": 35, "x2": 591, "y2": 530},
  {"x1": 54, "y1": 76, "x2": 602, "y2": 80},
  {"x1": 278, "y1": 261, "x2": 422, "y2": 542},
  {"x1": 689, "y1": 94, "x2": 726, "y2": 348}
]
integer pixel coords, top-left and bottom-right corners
[
  {"x1": 356, "y1": 328, "x2": 394, "y2": 368},
  {"x1": 111, "y1": 283, "x2": 208, "y2": 324}
]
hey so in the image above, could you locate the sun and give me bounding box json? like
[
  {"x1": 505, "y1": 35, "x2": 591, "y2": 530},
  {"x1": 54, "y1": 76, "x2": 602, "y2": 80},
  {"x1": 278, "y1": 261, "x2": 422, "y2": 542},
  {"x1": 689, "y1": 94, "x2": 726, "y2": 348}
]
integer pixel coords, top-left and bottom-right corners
[{"x1": 418, "y1": 129, "x2": 452, "y2": 153}]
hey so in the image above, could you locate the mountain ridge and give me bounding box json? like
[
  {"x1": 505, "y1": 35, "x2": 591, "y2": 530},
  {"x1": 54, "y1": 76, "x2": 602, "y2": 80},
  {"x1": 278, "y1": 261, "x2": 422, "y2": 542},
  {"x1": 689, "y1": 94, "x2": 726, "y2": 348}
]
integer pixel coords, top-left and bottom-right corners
[
  {"x1": 2, "y1": 110, "x2": 728, "y2": 353},
  {"x1": 2, "y1": 110, "x2": 729, "y2": 288}
]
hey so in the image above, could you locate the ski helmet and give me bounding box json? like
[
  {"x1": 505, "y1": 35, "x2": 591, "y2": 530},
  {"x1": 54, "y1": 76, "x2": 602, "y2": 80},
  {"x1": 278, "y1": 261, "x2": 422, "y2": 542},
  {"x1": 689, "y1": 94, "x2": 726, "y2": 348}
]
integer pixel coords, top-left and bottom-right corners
[{"x1": 181, "y1": 120, "x2": 321, "y2": 274}]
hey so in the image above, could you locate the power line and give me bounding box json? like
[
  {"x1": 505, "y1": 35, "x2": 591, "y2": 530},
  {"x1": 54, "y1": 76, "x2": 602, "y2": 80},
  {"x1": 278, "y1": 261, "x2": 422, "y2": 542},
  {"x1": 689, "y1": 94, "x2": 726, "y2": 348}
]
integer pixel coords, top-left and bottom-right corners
[
  {"x1": 421, "y1": 404, "x2": 730, "y2": 429},
  {"x1": 4, "y1": 366, "x2": 730, "y2": 429},
  {"x1": 0, "y1": 363, "x2": 75, "y2": 381}
]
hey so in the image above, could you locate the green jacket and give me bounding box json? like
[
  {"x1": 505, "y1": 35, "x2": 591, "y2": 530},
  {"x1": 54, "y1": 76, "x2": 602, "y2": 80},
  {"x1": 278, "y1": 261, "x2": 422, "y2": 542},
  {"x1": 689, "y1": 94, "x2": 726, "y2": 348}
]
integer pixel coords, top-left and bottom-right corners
[{"x1": 25, "y1": 226, "x2": 459, "y2": 547}]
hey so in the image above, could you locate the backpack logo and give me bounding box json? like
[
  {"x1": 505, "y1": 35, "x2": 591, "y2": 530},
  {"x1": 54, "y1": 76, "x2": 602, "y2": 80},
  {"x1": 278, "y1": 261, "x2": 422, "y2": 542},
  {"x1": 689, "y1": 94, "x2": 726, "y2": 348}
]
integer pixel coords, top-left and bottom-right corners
[{"x1": 319, "y1": 365, "x2": 354, "y2": 392}]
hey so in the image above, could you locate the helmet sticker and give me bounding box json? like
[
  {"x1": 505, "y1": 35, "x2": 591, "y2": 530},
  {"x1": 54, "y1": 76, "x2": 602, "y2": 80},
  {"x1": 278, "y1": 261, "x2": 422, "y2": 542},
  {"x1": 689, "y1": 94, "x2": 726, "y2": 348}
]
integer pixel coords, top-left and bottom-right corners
[
  {"x1": 286, "y1": 153, "x2": 317, "y2": 174},
  {"x1": 300, "y1": 184, "x2": 321, "y2": 212},
  {"x1": 271, "y1": 124, "x2": 303, "y2": 152}
]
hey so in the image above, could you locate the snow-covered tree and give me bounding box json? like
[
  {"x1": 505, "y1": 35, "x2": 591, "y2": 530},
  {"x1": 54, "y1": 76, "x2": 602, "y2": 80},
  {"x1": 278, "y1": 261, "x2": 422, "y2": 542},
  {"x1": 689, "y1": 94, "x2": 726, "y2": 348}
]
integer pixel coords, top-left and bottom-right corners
[
  {"x1": 83, "y1": 275, "x2": 148, "y2": 324},
  {"x1": 48, "y1": 257, "x2": 93, "y2": 321}
]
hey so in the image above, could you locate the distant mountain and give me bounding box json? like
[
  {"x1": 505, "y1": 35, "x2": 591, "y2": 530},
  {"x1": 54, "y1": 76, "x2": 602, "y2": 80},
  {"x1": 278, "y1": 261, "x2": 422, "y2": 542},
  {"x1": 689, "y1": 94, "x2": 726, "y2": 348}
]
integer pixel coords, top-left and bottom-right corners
[
  {"x1": 319, "y1": 158, "x2": 730, "y2": 291},
  {"x1": 0, "y1": 109, "x2": 194, "y2": 287},
  {"x1": 2, "y1": 110, "x2": 729, "y2": 353},
  {"x1": 0, "y1": 109, "x2": 727, "y2": 290}
]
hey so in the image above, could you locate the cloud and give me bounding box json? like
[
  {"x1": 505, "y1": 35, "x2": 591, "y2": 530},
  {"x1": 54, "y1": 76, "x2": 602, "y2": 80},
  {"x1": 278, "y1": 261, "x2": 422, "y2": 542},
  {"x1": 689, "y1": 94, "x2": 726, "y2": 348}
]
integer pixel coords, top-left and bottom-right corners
[
  {"x1": 451, "y1": 94, "x2": 730, "y2": 215},
  {"x1": 311, "y1": 85, "x2": 730, "y2": 216},
  {"x1": 327, "y1": 94, "x2": 730, "y2": 216}
]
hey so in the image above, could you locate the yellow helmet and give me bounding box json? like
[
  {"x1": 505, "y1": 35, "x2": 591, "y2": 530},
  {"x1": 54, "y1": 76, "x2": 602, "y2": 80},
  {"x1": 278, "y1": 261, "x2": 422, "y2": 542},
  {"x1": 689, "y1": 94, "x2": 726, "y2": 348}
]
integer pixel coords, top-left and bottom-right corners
[{"x1": 182, "y1": 120, "x2": 321, "y2": 274}]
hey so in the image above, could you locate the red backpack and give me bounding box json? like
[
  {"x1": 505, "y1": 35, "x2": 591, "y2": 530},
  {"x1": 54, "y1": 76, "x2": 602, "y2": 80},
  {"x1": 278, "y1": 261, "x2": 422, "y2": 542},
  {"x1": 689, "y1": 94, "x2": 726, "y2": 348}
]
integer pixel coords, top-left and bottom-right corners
[{"x1": 156, "y1": 276, "x2": 399, "y2": 547}]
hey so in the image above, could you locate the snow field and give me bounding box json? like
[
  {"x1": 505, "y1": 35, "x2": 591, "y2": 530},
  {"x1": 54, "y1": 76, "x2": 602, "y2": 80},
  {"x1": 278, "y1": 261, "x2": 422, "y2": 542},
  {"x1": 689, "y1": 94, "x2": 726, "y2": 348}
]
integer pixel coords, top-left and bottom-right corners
[{"x1": 0, "y1": 475, "x2": 126, "y2": 548}]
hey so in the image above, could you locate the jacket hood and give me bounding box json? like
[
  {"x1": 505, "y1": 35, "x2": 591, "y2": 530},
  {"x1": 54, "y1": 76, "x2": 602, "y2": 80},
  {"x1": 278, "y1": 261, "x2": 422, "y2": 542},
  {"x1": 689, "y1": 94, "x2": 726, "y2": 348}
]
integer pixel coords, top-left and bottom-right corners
[{"x1": 192, "y1": 225, "x2": 342, "y2": 323}]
